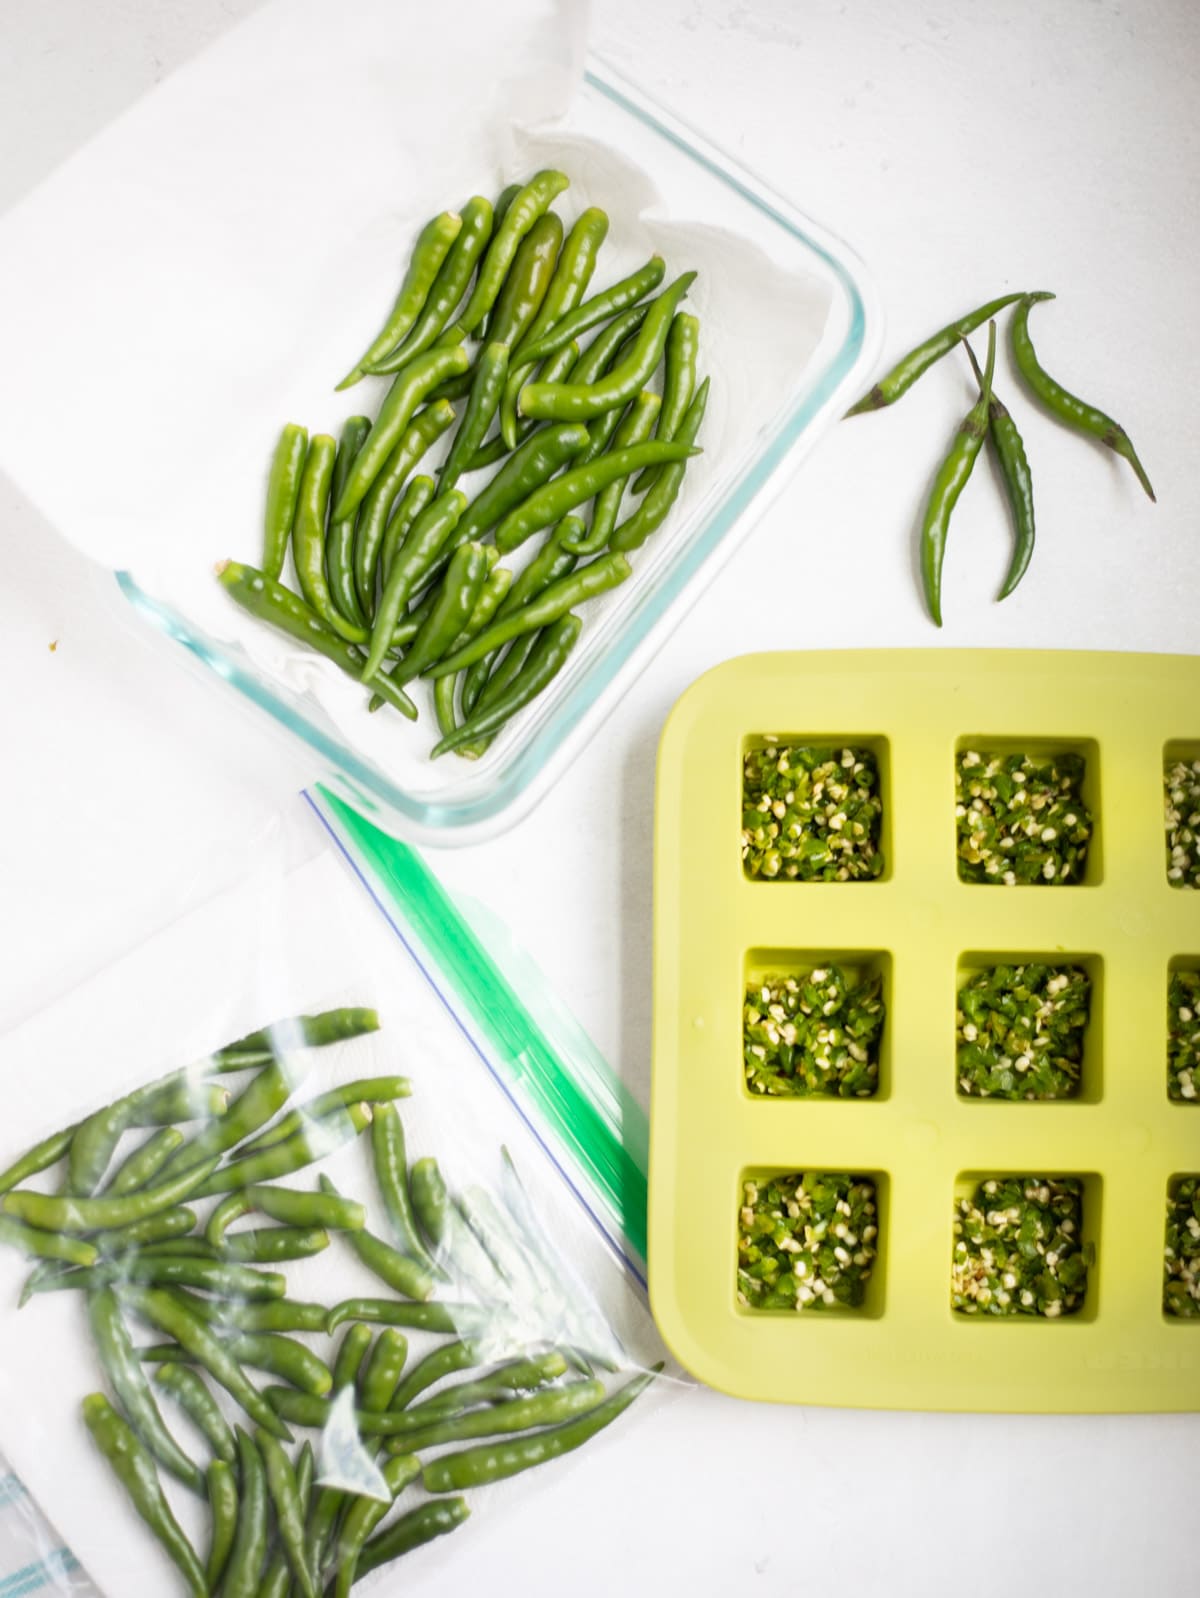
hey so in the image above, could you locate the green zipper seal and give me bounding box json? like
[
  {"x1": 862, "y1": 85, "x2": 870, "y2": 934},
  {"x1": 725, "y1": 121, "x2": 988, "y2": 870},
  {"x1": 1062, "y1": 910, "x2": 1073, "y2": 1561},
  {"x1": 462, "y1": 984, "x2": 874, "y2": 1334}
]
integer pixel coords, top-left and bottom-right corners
[{"x1": 309, "y1": 787, "x2": 649, "y2": 1271}]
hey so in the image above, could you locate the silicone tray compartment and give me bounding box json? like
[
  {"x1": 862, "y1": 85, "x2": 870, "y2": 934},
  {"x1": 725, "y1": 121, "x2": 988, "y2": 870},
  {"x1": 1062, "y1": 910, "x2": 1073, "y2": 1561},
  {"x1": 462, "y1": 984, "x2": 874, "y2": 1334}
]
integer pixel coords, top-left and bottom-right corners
[{"x1": 649, "y1": 650, "x2": 1200, "y2": 1412}]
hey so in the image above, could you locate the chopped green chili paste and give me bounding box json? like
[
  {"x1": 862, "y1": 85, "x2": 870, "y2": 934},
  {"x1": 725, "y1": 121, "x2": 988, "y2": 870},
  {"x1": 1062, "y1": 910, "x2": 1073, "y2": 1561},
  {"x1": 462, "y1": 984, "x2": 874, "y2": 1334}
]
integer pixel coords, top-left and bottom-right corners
[
  {"x1": 956, "y1": 963, "x2": 1090, "y2": 1100},
  {"x1": 737, "y1": 1172, "x2": 878, "y2": 1311},
  {"x1": 952, "y1": 1176, "x2": 1088, "y2": 1317},
  {"x1": 1167, "y1": 970, "x2": 1200, "y2": 1103},
  {"x1": 744, "y1": 966, "x2": 884, "y2": 1097},
  {"x1": 1164, "y1": 758, "x2": 1200, "y2": 888},
  {"x1": 1163, "y1": 1176, "x2": 1200, "y2": 1318},
  {"x1": 742, "y1": 745, "x2": 883, "y2": 881},
  {"x1": 955, "y1": 749, "x2": 1092, "y2": 884}
]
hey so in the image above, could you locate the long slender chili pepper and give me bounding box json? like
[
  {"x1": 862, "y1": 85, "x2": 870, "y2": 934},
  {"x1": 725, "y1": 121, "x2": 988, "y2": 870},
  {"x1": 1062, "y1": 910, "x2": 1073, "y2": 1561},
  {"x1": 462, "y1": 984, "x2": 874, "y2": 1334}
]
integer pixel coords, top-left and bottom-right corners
[
  {"x1": 325, "y1": 415, "x2": 372, "y2": 629},
  {"x1": 104, "y1": 1129, "x2": 185, "y2": 1198},
  {"x1": 258, "y1": 1429, "x2": 318, "y2": 1598},
  {"x1": 216, "y1": 563, "x2": 418, "y2": 720},
  {"x1": 471, "y1": 213, "x2": 562, "y2": 361},
  {"x1": 291, "y1": 435, "x2": 369, "y2": 644},
  {"x1": 453, "y1": 170, "x2": 569, "y2": 337},
  {"x1": 363, "y1": 196, "x2": 493, "y2": 375},
  {"x1": 205, "y1": 1459, "x2": 239, "y2": 1591},
  {"x1": 355, "y1": 1496, "x2": 470, "y2": 1579},
  {"x1": 182, "y1": 1291, "x2": 329, "y2": 1335},
  {"x1": 360, "y1": 492, "x2": 467, "y2": 682},
  {"x1": 518, "y1": 254, "x2": 665, "y2": 365},
  {"x1": 261, "y1": 423, "x2": 308, "y2": 581},
  {"x1": 238, "y1": 1077, "x2": 410, "y2": 1157},
  {"x1": 431, "y1": 615, "x2": 582, "y2": 758},
  {"x1": 465, "y1": 339, "x2": 579, "y2": 471},
  {"x1": 221, "y1": 1227, "x2": 330, "y2": 1264},
  {"x1": 38, "y1": 1256, "x2": 286, "y2": 1299},
  {"x1": 370, "y1": 1103, "x2": 439, "y2": 1272},
  {"x1": 81, "y1": 1394, "x2": 207, "y2": 1596},
  {"x1": 0, "y1": 1216, "x2": 96, "y2": 1266},
  {"x1": 1009, "y1": 291, "x2": 1155, "y2": 500},
  {"x1": 845, "y1": 291, "x2": 1034, "y2": 415},
  {"x1": 3, "y1": 1157, "x2": 218, "y2": 1234},
  {"x1": 388, "y1": 1352, "x2": 567, "y2": 1428},
  {"x1": 438, "y1": 342, "x2": 510, "y2": 493},
  {"x1": 920, "y1": 321, "x2": 996, "y2": 627},
  {"x1": 566, "y1": 391, "x2": 661, "y2": 554},
  {"x1": 388, "y1": 1375, "x2": 603, "y2": 1454},
  {"x1": 319, "y1": 1179, "x2": 434, "y2": 1301},
  {"x1": 331, "y1": 1453, "x2": 421, "y2": 1598},
  {"x1": 153, "y1": 1365, "x2": 237, "y2": 1464},
  {"x1": 408, "y1": 1155, "x2": 451, "y2": 1251},
  {"x1": 97, "y1": 1207, "x2": 197, "y2": 1255},
  {"x1": 611, "y1": 376, "x2": 710, "y2": 553},
  {"x1": 422, "y1": 567, "x2": 514, "y2": 732},
  {"x1": 213, "y1": 1333, "x2": 334, "y2": 1398},
  {"x1": 339, "y1": 210, "x2": 462, "y2": 389},
  {"x1": 222, "y1": 1429, "x2": 269, "y2": 1598},
  {"x1": 352, "y1": 402, "x2": 455, "y2": 616},
  {"x1": 359, "y1": 1328, "x2": 410, "y2": 1412},
  {"x1": 384, "y1": 541, "x2": 489, "y2": 687},
  {"x1": 632, "y1": 310, "x2": 699, "y2": 492},
  {"x1": 325, "y1": 1298, "x2": 490, "y2": 1337},
  {"x1": 222, "y1": 1008, "x2": 380, "y2": 1055},
  {"x1": 0, "y1": 1125, "x2": 77, "y2": 1196},
  {"x1": 493, "y1": 445, "x2": 695, "y2": 553},
  {"x1": 205, "y1": 1184, "x2": 366, "y2": 1245},
  {"x1": 446, "y1": 423, "x2": 591, "y2": 550},
  {"x1": 379, "y1": 474, "x2": 437, "y2": 596},
  {"x1": 963, "y1": 337, "x2": 1036, "y2": 599},
  {"x1": 188, "y1": 1102, "x2": 374, "y2": 1199},
  {"x1": 159, "y1": 1059, "x2": 305, "y2": 1183},
  {"x1": 388, "y1": 1338, "x2": 482, "y2": 1411}
]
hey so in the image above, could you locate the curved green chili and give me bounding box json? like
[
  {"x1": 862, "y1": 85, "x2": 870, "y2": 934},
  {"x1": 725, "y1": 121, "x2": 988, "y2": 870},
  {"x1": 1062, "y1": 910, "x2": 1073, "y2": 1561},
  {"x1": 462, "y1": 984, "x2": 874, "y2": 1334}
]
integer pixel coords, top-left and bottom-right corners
[
  {"x1": 454, "y1": 170, "x2": 569, "y2": 337},
  {"x1": 611, "y1": 375, "x2": 709, "y2": 553},
  {"x1": 845, "y1": 290, "x2": 1034, "y2": 415},
  {"x1": 223, "y1": 1007, "x2": 380, "y2": 1056},
  {"x1": 189, "y1": 1102, "x2": 374, "y2": 1199},
  {"x1": 332, "y1": 1322, "x2": 374, "y2": 1391},
  {"x1": 361, "y1": 491, "x2": 467, "y2": 682},
  {"x1": 444, "y1": 422, "x2": 591, "y2": 556},
  {"x1": 385, "y1": 540, "x2": 489, "y2": 687},
  {"x1": 104, "y1": 1129, "x2": 185, "y2": 1199},
  {"x1": 258, "y1": 1429, "x2": 318, "y2": 1598},
  {"x1": 426, "y1": 566, "x2": 514, "y2": 733},
  {"x1": 222, "y1": 1428, "x2": 269, "y2": 1598},
  {"x1": 921, "y1": 321, "x2": 996, "y2": 627},
  {"x1": 431, "y1": 614, "x2": 582, "y2": 758},
  {"x1": 153, "y1": 1364, "x2": 237, "y2": 1464},
  {"x1": 370, "y1": 1103, "x2": 438, "y2": 1271},
  {"x1": 319, "y1": 1179, "x2": 434, "y2": 1302},
  {"x1": 0, "y1": 1125, "x2": 77, "y2": 1197},
  {"x1": 325, "y1": 1297, "x2": 489, "y2": 1337},
  {"x1": 439, "y1": 342, "x2": 510, "y2": 493},
  {"x1": 359, "y1": 1327, "x2": 409, "y2": 1412},
  {"x1": 518, "y1": 254, "x2": 665, "y2": 366},
  {"x1": 566, "y1": 391, "x2": 661, "y2": 554},
  {"x1": 81, "y1": 1393, "x2": 206, "y2": 1596},
  {"x1": 206, "y1": 1184, "x2": 365, "y2": 1245},
  {"x1": 493, "y1": 445, "x2": 695, "y2": 553},
  {"x1": 187, "y1": 1292, "x2": 329, "y2": 1336},
  {"x1": 325, "y1": 415, "x2": 372, "y2": 630},
  {"x1": 98, "y1": 1207, "x2": 197, "y2": 1255},
  {"x1": 3, "y1": 1157, "x2": 217, "y2": 1234},
  {"x1": 240, "y1": 1078, "x2": 409, "y2": 1158},
  {"x1": 476, "y1": 212, "x2": 562, "y2": 355},
  {"x1": 380, "y1": 474, "x2": 437, "y2": 595},
  {"x1": 387, "y1": 1337, "x2": 481, "y2": 1411},
  {"x1": 431, "y1": 555, "x2": 628, "y2": 674},
  {"x1": 467, "y1": 339, "x2": 579, "y2": 471},
  {"x1": 339, "y1": 210, "x2": 463, "y2": 389},
  {"x1": 351, "y1": 399, "x2": 457, "y2": 614},
  {"x1": 389, "y1": 1349, "x2": 566, "y2": 1423},
  {"x1": 219, "y1": 1333, "x2": 333, "y2": 1398},
  {"x1": 357, "y1": 1496, "x2": 470, "y2": 1579},
  {"x1": 205, "y1": 1459, "x2": 239, "y2": 1590},
  {"x1": 0, "y1": 1216, "x2": 96, "y2": 1266},
  {"x1": 222, "y1": 1227, "x2": 330, "y2": 1264},
  {"x1": 160, "y1": 1059, "x2": 305, "y2": 1184},
  {"x1": 1010, "y1": 291, "x2": 1155, "y2": 500},
  {"x1": 632, "y1": 310, "x2": 699, "y2": 492},
  {"x1": 38, "y1": 1256, "x2": 285, "y2": 1300},
  {"x1": 363, "y1": 195, "x2": 493, "y2": 375},
  {"x1": 216, "y1": 563, "x2": 418, "y2": 720},
  {"x1": 262, "y1": 423, "x2": 308, "y2": 581},
  {"x1": 332, "y1": 1453, "x2": 421, "y2": 1598},
  {"x1": 291, "y1": 435, "x2": 368, "y2": 643},
  {"x1": 391, "y1": 1375, "x2": 602, "y2": 1454},
  {"x1": 963, "y1": 338, "x2": 1036, "y2": 599}
]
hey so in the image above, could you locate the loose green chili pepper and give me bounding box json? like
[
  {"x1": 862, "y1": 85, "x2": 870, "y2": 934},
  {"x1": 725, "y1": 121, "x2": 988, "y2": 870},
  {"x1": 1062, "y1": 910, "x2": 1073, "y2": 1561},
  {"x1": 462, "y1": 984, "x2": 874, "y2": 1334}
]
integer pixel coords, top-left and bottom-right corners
[
  {"x1": 359, "y1": 1328, "x2": 409, "y2": 1413},
  {"x1": 0, "y1": 1125, "x2": 77, "y2": 1197},
  {"x1": 565, "y1": 391, "x2": 661, "y2": 554},
  {"x1": 223, "y1": 1007, "x2": 381, "y2": 1056},
  {"x1": 132, "y1": 1077, "x2": 230, "y2": 1127},
  {"x1": 493, "y1": 446, "x2": 695, "y2": 554},
  {"x1": 519, "y1": 255, "x2": 666, "y2": 368},
  {"x1": 446, "y1": 422, "x2": 591, "y2": 553},
  {"x1": 103, "y1": 1129, "x2": 185, "y2": 1199},
  {"x1": 254, "y1": 1443, "x2": 310, "y2": 1597},
  {"x1": 215, "y1": 1333, "x2": 334, "y2": 1398},
  {"x1": 520, "y1": 272, "x2": 696, "y2": 423},
  {"x1": 325, "y1": 1298, "x2": 489, "y2": 1336},
  {"x1": 409, "y1": 1156, "x2": 450, "y2": 1250},
  {"x1": 360, "y1": 491, "x2": 467, "y2": 682},
  {"x1": 225, "y1": 1227, "x2": 332, "y2": 1264},
  {"x1": 266, "y1": 1383, "x2": 544, "y2": 1437},
  {"x1": 121, "y1": 1286, "x2": 293, "y2": 1440},
  {"x1": 424, "y1": 1365, "x2": 660, "y2": 1492},
  {"x1": 387, "y1": 1337, "x2": 481, "y2": 1410},
  {"x1": 480, "y1": 212, "x2": 562, "y2": 354},
  {"x1": 85, "y1": 1288, "x2": 205, "y2": 1491},
  {"x1": 96, "y1": 1207, "x2": 197, "y2": 1255},
  {"x1": 431, "y1": 556, "x2": 628, "y2": 674},
  {"x1": 431, "y1": 615, "x2": 582, "y2": 758},
  {"x1": 632, "y1": 310, "x2": 700, "y2": 492},
  {"x1": 565, "y1": 302, "x2": 652, "y2": 387},
  {"x1": 332, "y1": 1453, "x2": 421, "y2": 1598},
  {"x1": 319, "y1": 1175, "x2": 434, "y2": 1300},
  {"x1": 380, "y1": 475, "x2": 437, "y2": 596},
  {"x1": 0, "y1": 1216, "x2": 96, "y2": 1266},
  {"x1": 3, "y1": 1157, "x2": 217, "y2": 1234},
  {"x1": 206, "y1": 1185, "x2": 366, "y2": 1246},
  {"x1": 962, "y1": 337, "x2": 1036, "y2": 600},
  {"x1": 363, "y1": 196, "x2": 494, "y2": 375},
  {"x1": 339, "y1": 210, "x2": 463, "y2": 389},
  {"x1": 216, "y1": 562, "x2": 418, "y2": 720},
  {"x1": 386, "y1": 540, "x2": 489, "y2": 687},
  {"x1": 356, "y1": 1495, "x2": 470, "y2": 1578},
  {"x1": 439, "y1": 342, "x2": 510, "y2": 494},
  {"x1": 466, "y1": 339, "x2": 579, "y2": 471},
  {"x1": 353, "y1": 403, "x2": 456, "y2": 615},
  {"x1": 238, "y1": 1077, "x2": 410, "y2": 1158},
  {"x1": 454, "y1": 170, "x2": 569, "y2": 337},
  {"x1": 189, "y1": 1103, "x2": 374, "y2": 1199},
  {"x1": 920, "y1": 321, "x2": 995, "y2": 627},
  {"x1": 262, "y1": 423, "x2": 309, "y2": 581},
  {"x1": 1010, "y1": 292, "x2": 1154, "y2": 499},
  {"x1": 335, "y1": 345, "x2": 469, "y2": 524},
  {"x1": 370, "y1": 1103, "x2": 438, "y2": 1272},
  {"x1": 205, "y1": 1458, "x2": 239, "y2": 1590},
  {"x1": 153, "y1": 1364, "x2": 237, "y2": 1463},
  {"x1": 610, "y1": 376, "x2": 710, "y2": 553},
  {"x1": 37, "y1": 1256, "x2": 285, "y2": 1299},
  {"x1": 390, "y1": 1351, "x2": 567, "y2": 1427},
  {"x1": 222, "y1": 1428, "x2": 269, "y2": 1598},
  {"x1": 82, "y1": 1393, "x2": 207, "y2": 1596},
  {"x1": 290, "y1": 435, "x2": 369, "y2": 644},
  {"x1": 424, "y1": 567, "x2": 514, "y2": 733},
  {"x1": 325, "y1": 415, "x2": 373, "y2": 629},
  {"x1": 187, "y1": 1292, "x2": 330, "y2": 1335},
  {"x1": 332, "y1": 1323, "x2": 374, "y2": 1391},
  {"x1": 390, "y1": 1375, "x2": 602, "y2": 1454},
  {"x1": 160, "y1": 1059, "x2": 305, "y2": 1185},
  {"x1": 845, "y1": 290, "x2": 1034, "y2": 415},
  {"x1": 257, "y1": 1428, "x2": 318, "y2": 1598}
]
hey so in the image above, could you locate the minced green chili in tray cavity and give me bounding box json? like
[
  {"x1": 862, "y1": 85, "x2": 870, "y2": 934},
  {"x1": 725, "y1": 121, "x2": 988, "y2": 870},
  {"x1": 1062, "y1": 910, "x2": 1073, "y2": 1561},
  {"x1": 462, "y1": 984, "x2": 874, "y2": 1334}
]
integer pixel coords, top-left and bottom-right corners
[
  {"x1": 737, "y1": 1172, "x2": 878, "y2": 1311},
  {"x1": 1163, "y1": 1176, "x2": 1200, "y2": 1318},
  {"x1": 742, "y1": 745, "x2": 884, "y2": 882},
  {"x1": 951, "y1": 1177, "x2": 1088, "y2": 1317},
  {"x1": 1167, "y1": 971, "x2": 1200, "y2": 1103},
  {"x1": 956, "y1": 964, "x2": 1090, "y2": 1100},
  {"x1": 955, "y1": 749, "x2": 1092, "y2": 884},
  {"x1": 1164, "y1": 758, "x2": 1200, "y2": 889},
  {"x1": 744, "y1": 967, "x2": 884, "y2": 1097}
]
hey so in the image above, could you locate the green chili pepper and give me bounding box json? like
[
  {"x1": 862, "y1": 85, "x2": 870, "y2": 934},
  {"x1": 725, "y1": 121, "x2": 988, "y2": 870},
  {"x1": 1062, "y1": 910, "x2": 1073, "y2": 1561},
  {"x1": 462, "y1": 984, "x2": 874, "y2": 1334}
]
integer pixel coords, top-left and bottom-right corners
[
  {"x1": 424, "y1": 1365, "x2": 660, "y2": 1492},
  {"x1": 466, "y1": 339, "x2": 580, "y2": 471},
  {"x1": 477, "y1": 212, "x2": 562, "y2": 356},
  {"x1": 335, "y1": 345, "x2": 469, "y2": 525},
  {"x1": 360, "y1": 491, "x2": 467, "y2": 683},
  {"x1": 35, "y1": 1256, "x2": 286, "y2": 1299},
  {"x1": 266, "y1": 1382, "x2": 546, "y2": 1438},
  {"x1": 212, "y1": 1333, "x2": 334, "y2": 1398},
  {"x1": 389, "y1": 1351, "x2": 568, "y2": 1430},
  {"x1": 189, "y1": 1102, "x2": 374, "y2": 1199},
  {"x1": 363, "y1": 196, "x2": 494, "y2": 375},
  {"x1": 325, "y1": 415, "x2": 373, "y2": 629},
  {"x1": 494, "y1": 445, "x2": 694, "y2": 554},
  {"x1": 632, "y1": 311, "x2": 700, "y2": 492},
  {"x1": 439, "y1": 342, "x2": 510, "y2": 494},
  {"x1": 257, "y1": 1429, "x2": 318, "y2": 1598},
  {"x1": 223, "y1": 1008, "x2": 380, "y2": 1056},
  {"x1": 920, "y1": 321, "x2": 995, "y2": 626},
  {"x1": 96, "y1": 1207, "x2": 197, "y2": 1255},
  {"x1": 132, "y1": 1240, "x2": 218, "y2": 1261},
  {"x1": 239, "y1": 1078, "x2": 409, "y2": 1158},
  {"x1": 0, "y1": 1124, "x2": 77, "y2": 1197},
  {"x1": 408, "y1": 1156, "x2": 450, "y2": 1250},
  {"x1": 289, "y1": 435, "x2": 368, "y2": 644},
  {"x1": 222, "y1": 1429, "x2": 269, "y2": 1598},
  {"x1": 132, "y1": 1077, "x2": 230, "y2": 1127},
  {"x1": 67, "y1": 1077, "x2": 219, "y2": 1196},
  {"x1": 385, "y1": 540, "x2": 489, "y2": 687},
  {"x1": 82, "y1": 1393, "x2": 207, "y2": 1596},
  {"x1": 262, "y1": 423, "x2": 309, "y2": 581},
  {"x1": 845, "y1": 290, "x2": 1034, "y2": 414},
  {"x1": 102, "y1": 1129, "x2": 185, "y2": 1199},
  {"x1": 359, "y1": 1328, "x2": 409, "y2": 1412},
  {"x1": 332, "y1": 1323, "x2": 374, "y2": 1391},
  {"x1": 961, "y1": 337, "x2": 1036, "y2": 600},
  {"x1": 610, "y1": 376, "x2": 709, "y2": 553},
  {"x1": 453, "y1": 170, "x2": 569, "y2": 337},
  {"x1": 205, "y1": 1184, "x2": 366, "y2": 1246},
  {"x1": 3, "y1": 1157, "x2": 217, "y2": 1234},
  {"x1": 520, "y1": 272, "x2": 696, "y2": 423},
  {"x1": 566, "y1": 391, "x2": 661, "y2": 555},
  {"x1": 339, "y1": 210, "x2": 463, "y2": 389},
  {"x1": 153, "y1": 1364, "x2": 237, "y2": 1464},
  {"x1": 216, "y1": 562, "x2": 418, "y2": 720},
  {"x1": 205, "y1": 1459, "x2": 239, "y2": 1591},
  {"x1": 431, "y1": 555, "x2": 627, "y2": 675},
  {"x1": 352, "y1": 403, "x2": 455, "y2": 616},
  {"x1": 431, "y1": 614, "x2": 582, "y2": 758},
  {"x1": 446, "y1": 422, "x2": 591, "y2": 555},
  {"x1": 0, "y1": 1216, "x2": 96, "y2": 1266},
  {"x1": 393, "y1": 1375, "x2": 603, "y2": 1454},
  {"x1": 319, "y1": 1175, "x2": 434, "y2": 1300},
  {"x1": 518, "y1": 254, "x2": 665, "y2": 367},
  {"x1": 380, "y1": 475, "x2": 437, "y2": 596},
  {"x1": 325, "y1": 1297, "x2": 489, "y2": 1337},
  {"x1": 187, "y1": 1292, "x2": 330, "y2": 1335},
  {"x1": 225, "y1": 1227, "x2": 332, "y2": 1264},
  {"x1": 424, "y1": 567, "x2": 514, "y2": 734},
  {"x1": 331, "y1": 1453, "x2": 421, "y2": 1598},
  {"x1": 159, "y1": 1059, "x2": 305, "y2": 1185},
  {"x1": 356, "y1": 1496, "x2": 470, "y2": 1579},
  {"x1": 369, "y1": 1103, "x2": 438, "y2": 1273},
  {"x1": 121, "y1": 1285, "x2": 293, "y2": 1440},
  {"x1": 387, "y1": 1337, "x2": 481, "y2": 1411}
]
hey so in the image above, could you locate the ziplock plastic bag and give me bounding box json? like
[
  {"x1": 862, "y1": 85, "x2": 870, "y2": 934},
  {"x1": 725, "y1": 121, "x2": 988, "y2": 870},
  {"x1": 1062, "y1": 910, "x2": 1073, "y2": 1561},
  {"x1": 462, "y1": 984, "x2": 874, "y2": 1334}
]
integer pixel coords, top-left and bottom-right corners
[{"x1": 0, "y1": 794, "x2": 671, "y2": 1596}]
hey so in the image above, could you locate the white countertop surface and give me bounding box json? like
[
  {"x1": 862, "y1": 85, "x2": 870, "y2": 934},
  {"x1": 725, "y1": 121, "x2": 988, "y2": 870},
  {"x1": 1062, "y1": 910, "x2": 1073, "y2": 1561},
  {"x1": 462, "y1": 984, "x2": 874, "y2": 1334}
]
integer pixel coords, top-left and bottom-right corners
[{"x1": 1, "y1": 1, "x2": 1196, "y2": 1593}]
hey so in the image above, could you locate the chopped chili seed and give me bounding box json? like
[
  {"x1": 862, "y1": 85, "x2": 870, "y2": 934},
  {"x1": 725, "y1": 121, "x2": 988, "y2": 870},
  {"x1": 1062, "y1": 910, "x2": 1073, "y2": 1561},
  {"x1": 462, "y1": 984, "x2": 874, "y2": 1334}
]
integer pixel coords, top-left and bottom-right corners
[
  {"x1": 955, "y1": 748, "x2": 1092, "y2": 884},
  {"x1": 951, "y1": 1176, "x2": 1088, "y2": 1317},
  {"x1": 1163, "y1": 1176, "x2": 1200, "y2": 1318},
  {"x1": 744, "y1": 965, "x2": 884, "y2": 1097},
  {"x1": 1164, "y1": 758, "x2": 1200, "y2": 889},
  {"x1": 956, "y1": 963, "x2": 1090, "y2": 1100},
  {"x1": 742, "y1": 744, "x2": 883, "y2": 882},
  {"x1": 1167, "y1": 970, "x2": 1200, "y2": 1103},
  {"x1": 737, "y1": 1171, "x2": 878, "y2": 1312}
]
